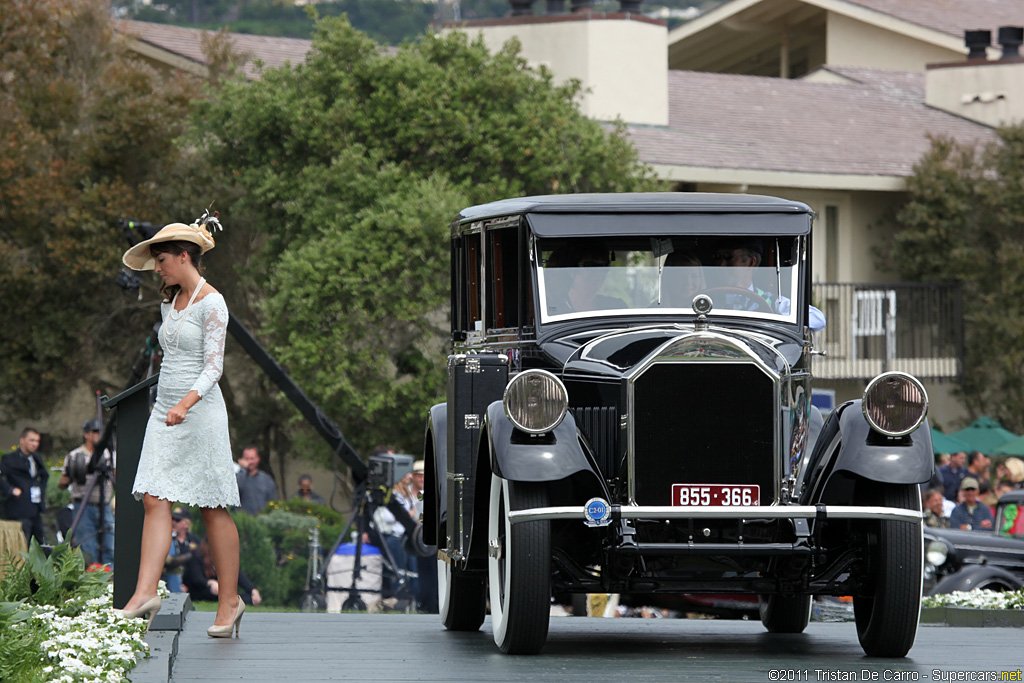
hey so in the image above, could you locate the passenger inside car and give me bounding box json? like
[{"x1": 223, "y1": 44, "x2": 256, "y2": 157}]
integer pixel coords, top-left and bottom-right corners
[{"x1": 544, "y1": 243, "x2": 626, "y2": 315}]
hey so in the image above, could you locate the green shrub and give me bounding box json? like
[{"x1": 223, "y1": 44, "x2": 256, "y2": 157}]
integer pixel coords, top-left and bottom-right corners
[{"x1": 181, "y1": 504, "x2": 347, "y2": 608}]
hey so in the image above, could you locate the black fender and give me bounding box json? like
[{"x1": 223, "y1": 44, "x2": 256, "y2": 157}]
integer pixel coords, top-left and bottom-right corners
[
  {"x1": 484, "y1": 401, "x2": 594, "y2": 482},
  {"x1": 423, "y1": 403, "x2": 446, "y2": 547},
  {"x1": 801, "y1": 400, "x2": 933, "y2": 504},
  {"x1": 930, "y1": 564, "x2": 1024, "y2": 595}
]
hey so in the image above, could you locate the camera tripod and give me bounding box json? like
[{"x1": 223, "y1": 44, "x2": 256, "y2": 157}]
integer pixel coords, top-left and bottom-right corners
[
  {"x1": 64, "y1": 420, "x2": 116, "y2": 566},
  {"x1": 318, "y1": 477, "x2": 423, "y2": 612}
]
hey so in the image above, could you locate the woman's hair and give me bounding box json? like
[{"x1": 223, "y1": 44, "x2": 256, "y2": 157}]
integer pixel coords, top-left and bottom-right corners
[{"x1": 150, "y1": 240, "x2": 204, "y2": 302}]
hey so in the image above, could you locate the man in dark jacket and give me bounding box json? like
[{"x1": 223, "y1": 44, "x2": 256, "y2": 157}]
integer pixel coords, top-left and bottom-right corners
[{"x1": 1, "y1": 427, "x2": 49, "y2": 546}]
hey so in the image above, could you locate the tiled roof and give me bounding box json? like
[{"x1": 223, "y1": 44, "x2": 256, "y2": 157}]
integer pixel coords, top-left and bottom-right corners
[
  {"x1": 843, "y1": 0, "x2": 1024, "y2": 39},
  {"x1": 627, "y1": 68, "x2": 997, "y2": 177},
  {"x1": 116, "y1": 20, "x2": 313, "y2": 79}
]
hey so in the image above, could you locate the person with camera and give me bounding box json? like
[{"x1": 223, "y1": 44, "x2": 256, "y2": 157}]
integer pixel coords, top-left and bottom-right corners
[
  {"x1": 118, "y1": 214, "x2": 244, "y2": 638},
  {"x1": 58, "y1": 419, "x2": 116, "y2": 567},
  {"x1": 1, "y1": 427, "x2": 49, "y2": 547}
]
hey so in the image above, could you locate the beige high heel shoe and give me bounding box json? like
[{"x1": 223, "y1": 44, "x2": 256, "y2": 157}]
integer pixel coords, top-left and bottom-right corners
[
  {"x1": 207, "y1": 596, "x2": 245, "y2": 638},
  {"x1": 117, "y1": 596, "x2": 162, "y2": 627}
]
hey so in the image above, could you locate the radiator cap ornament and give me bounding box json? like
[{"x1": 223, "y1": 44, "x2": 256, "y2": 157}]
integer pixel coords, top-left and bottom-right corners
[{"x1": 583, "y1": 497, "x2": 612, "y2": 527}]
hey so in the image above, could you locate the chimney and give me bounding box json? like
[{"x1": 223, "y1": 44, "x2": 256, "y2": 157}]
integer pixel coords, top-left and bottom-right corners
[
  {"x1": 926, "y1": 27, "x2": 1024, "y2": 128},
  {"x1": 545, "y1": 0, "x2": 564, "y2": 13},
  {"x1": 509, "y1": 0, "x2": 534, "y2": 16},
  {"x1": 997, "y1": 26, "x2": 1023, "y2": 59},
  {"x1": 964, "y1": 29, "x2": 991, "y2": 59},
  {"x1": 619, "y1": 1, "x2": 643, "y2": 10}
]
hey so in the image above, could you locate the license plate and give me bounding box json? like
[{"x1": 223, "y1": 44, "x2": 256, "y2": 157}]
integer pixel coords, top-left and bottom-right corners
[{"x1": 671, "y1": 484, "x2": 760, "y2": 506}]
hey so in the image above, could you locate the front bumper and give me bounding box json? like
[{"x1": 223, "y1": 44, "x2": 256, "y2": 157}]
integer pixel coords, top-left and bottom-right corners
[{"x1": 508, "y1": 504, "x2": 923, "y2": 524}]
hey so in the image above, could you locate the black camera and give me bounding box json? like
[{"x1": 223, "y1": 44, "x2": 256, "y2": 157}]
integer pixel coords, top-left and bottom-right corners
[{"x1": 367, "y1": 453, "x2": 414, "y2": 493}]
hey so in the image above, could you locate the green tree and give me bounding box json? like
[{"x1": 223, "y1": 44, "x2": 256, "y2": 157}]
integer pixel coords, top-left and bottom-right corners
[
  {"x1": 0, "y1": 0, "x2": 209, "y2": 423},
  {"x1": 191, "y1": 15, "x2": 655, "y2": 456},
  {"x1": 884, "y1": 125, "x2": 1024, "y2": 431}
]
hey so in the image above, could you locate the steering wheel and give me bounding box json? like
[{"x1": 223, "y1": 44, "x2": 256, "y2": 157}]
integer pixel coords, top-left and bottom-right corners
[{"x1": 699, "y1": 286, "x2": 774, "y2": 313}]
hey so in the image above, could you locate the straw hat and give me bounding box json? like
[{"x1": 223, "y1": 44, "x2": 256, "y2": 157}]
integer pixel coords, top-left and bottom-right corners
[{"x1": 122, "y1": 221, "x2": 217, "y2": 271}]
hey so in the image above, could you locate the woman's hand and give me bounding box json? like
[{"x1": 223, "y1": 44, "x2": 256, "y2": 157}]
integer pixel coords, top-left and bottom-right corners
[
  {"x1": 166, "y1": 402, "x2": 189, "y2": 426},
  {"x1": 251, "y1": 588, "x2": 262, "y2": 606}
]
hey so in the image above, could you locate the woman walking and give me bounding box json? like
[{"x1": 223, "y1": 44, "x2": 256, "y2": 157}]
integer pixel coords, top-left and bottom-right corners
[{"x1": 119, "y1": 212, "x2": 244, "y2": 638}]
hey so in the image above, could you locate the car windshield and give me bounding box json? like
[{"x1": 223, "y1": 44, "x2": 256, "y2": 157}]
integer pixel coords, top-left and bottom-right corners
[{"x1": 536, "y1": 235, "x2": 802, "y2": 325}]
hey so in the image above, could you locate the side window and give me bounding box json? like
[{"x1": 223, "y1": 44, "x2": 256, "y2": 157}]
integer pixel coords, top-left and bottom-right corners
[
  {"x1": 465, "y1": 232, "x2": 482, "y2": 335},
  {"x1": 487, "y1": 228, "x2": 520, "y2": 331}
]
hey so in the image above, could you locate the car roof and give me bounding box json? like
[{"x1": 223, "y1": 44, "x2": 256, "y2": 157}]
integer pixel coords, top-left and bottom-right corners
[
  {"x1": 999, "y1": 489, "x2": 1024, "y2": 505},
  {"x1": 458, "y1": 192, "x2": 812, "y2": 222}
]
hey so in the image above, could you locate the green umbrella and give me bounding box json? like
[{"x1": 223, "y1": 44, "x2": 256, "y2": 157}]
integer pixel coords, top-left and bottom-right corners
[
  {"x1": 929, "y1": 428, "x2": 970, "y2": 455},
  {"x1": 949, "y1": 416, "x2": 1019, "y2": 454},
  {"x1": 993, "y1": 435, "x2": 1024, "y2": 456}
]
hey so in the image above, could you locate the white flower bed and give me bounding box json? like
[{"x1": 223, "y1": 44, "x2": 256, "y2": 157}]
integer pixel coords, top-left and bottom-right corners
[
  {"x1": 922, "y1": 589, "x2": 1024, "y2": 610},
  {"x1": 10, "y1": 585, "x2": 152, "y2": 683}
]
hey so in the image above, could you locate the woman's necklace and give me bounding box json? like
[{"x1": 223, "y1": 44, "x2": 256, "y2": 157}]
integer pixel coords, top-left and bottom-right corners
[{"x1": 165, "y1": 277, "x2": 206, "y2": 355}]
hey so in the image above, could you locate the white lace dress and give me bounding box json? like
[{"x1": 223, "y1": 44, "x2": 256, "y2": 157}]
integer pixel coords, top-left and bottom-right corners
[{"x1": 132, "y1": 291, "x2": 240, "y2": 508}]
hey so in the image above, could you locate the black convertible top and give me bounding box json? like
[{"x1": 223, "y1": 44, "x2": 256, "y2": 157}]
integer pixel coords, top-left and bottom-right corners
[
  {"x1": 458, "y1": 193, "x2": 811, "y2": 220},
  {"x1": 456, "y1": 193, "x2": 813, "y2": 238}
]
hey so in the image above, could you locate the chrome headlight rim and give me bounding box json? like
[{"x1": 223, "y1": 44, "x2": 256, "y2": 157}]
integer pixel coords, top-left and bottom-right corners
[
  {"x1": 862, "y1": 371, "x2": 929, "y2": 437},
  {"x1": 503, "y1": 369, "x2": 568, "y2": 435}
]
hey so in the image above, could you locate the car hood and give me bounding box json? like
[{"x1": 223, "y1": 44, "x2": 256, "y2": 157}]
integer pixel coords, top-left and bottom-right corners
[{"x1": 539, "y1": 324, "x2": 804, "y2": 379}]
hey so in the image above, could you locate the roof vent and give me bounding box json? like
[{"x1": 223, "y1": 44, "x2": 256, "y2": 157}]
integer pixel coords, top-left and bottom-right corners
[
  {"x1": 509, "y1": 0, "x2": 534, "y2": 16},
  {"x1": 997, "y1": 26, "x2": 1023, "y2": 59},
  {"x1": 964, "y1": 29, "x2": 991, "y2": 59}
]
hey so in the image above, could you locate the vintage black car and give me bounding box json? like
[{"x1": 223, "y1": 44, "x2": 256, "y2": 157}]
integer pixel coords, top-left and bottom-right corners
[
  {"x1": 421, "y1": 193, "x2": 933, "y2": 657},
  {"x1": 925, "y1": 489, "x2": 1024, "y2": 594}
]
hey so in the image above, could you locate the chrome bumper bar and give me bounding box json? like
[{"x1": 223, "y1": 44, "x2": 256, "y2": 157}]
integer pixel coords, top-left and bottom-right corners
[{"x1": 507, "y1": 505, "x2": 923, "y2": 524}]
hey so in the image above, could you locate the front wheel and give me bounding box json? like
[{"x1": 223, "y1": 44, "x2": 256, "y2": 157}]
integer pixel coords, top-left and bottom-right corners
[
  {"x1": 438, "y1": 557, "x2": 486, "y2": 631},
  {"x1": 853, "y1": 483, "x2": 923, "y2": 657},
  {"x1": 488, "y1": 474, "x2": 551, "y2": 654},
  {"x1": 758, "y1": 594, "x2": 812, "y2": 633}
]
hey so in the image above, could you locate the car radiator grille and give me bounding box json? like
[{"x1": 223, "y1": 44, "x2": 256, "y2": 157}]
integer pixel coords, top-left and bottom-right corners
[{"x1": 632, "y1": 362, "x2": 775, "y2": 506}]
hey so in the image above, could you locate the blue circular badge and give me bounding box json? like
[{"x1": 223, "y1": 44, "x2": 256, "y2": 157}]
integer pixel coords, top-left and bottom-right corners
[{"x1": 583, "y1": 497, "x2": 610, "y2": 527}]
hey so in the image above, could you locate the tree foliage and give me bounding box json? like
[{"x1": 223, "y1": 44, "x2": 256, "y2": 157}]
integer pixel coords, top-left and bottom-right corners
[
  {"x1": 0, "y1": 0, "x2": 207, "y2": 423},
  {"x1": 884, "y1": 125, "x2": 1024, "y2": 431},
  {"x1": 192, "y1": 15, "x2": 655, "y2": 454}
]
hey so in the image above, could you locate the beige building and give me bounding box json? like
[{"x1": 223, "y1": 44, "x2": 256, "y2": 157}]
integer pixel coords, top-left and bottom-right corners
[{"x1": 115, "y1": 0, "x2": 1024, "y2": 428}]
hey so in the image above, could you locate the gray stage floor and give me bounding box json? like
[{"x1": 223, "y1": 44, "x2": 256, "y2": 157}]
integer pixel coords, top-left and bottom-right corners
[{"x1": 163, "y1": 613, "x2": 1023, "y2": 682}]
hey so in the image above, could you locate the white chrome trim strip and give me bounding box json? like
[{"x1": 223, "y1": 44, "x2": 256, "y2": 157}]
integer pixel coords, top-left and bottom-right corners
[{"x1": 507, "y1": 505, "x2": 924, "y2": 524}]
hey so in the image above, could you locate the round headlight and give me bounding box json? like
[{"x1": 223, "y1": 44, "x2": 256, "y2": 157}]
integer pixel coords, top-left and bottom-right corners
[
  {"x1": 862, "y1": 371, "x2": 928, "y2": 436},
  {"x1": 926, "y1": 539, "x2": 949, "y2": 568},
  {"x1": 503, "y1": 369, "x2": 568, "y2": 434}
]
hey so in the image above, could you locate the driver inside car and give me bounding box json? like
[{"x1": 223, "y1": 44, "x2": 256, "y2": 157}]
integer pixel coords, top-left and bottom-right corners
[{"x1": 709, "y1": 238, "x2": 826, "y2": 332}]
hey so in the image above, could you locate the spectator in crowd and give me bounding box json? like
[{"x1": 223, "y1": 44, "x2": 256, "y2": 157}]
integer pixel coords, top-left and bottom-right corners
[
  {"x1": 923, "y1": 488, "x2": 949, "y2": 528},
  {"x1": 1, "y1": 428, "x2": 49, "y2": 546},
  {"x1": 235, "y1": 446, "x2": 276, "y2": 515},
  {"x1": 988, "y1": 479, "x2": 1016, "y2": 514},
  {"x1": 183, "y1": 537, "x2": 262, "y2": 606},
  {"x1": 966, "y1": 451, "x2": 991, "y2": 484},
  {"x1": 939, "y1": 451, "x2": 968, "y2": 502},
  {"x1": 950, "y1": 477, "x2": 994, "y2": 531},
  {"x1": 410, "y1": 460, "x2": 438, "y2": 613},
  {"x1": 996, "y1": 457, "x2": 1024, "y2": 489},
  {"x1": 295, "y1": 474, "x2": 324, "y2": 504},
  {"x1": 58, "y1": 419, "x2": 116, "y2": 567},
  {"x1": 163, "y1": 506, "x2": 199, "y2": 593}
]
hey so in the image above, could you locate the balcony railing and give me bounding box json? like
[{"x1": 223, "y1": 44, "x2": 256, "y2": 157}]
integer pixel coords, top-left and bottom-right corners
[{"x1": 811, "y1": 282, "x2": 963, "y2": 381}]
